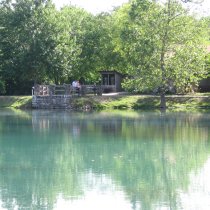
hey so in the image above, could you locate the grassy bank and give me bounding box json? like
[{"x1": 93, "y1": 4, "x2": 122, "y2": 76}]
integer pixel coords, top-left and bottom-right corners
[
  {"x1": 89, "y1": 93, "x2": 210, "y2": 111},
  {"x1": 0, "y1": 96, "x2": 32, "y2": 109},
  {"x1": 1, "y1": 93, "x2": 210, "y2": 111}
]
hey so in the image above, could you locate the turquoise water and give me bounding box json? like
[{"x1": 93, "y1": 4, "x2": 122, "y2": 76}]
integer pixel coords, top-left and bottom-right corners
[{"x1": 0, "y1": 109, "x2": 210, "y2": 210}]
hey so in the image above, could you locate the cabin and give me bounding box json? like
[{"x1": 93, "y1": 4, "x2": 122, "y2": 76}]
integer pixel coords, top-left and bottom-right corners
[
  {"x1": 199, "y1": 78, "x2": 210, "y2": 92},
  {"x1": 100, "y1": 70, "x2": 124, "y2": 93}
]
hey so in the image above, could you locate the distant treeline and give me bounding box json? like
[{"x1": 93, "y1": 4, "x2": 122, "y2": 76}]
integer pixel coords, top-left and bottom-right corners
[{"x1": 0, "y1": 0, "x2": 209, "y2": 96}]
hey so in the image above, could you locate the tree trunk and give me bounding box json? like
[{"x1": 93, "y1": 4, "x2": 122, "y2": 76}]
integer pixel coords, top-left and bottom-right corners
[
  {"x1": 159, "y1": 0, "x2": 171, "y2": 110},
  {"x1": 160, "y1": 92, "x2": 166, "y2": 109}
]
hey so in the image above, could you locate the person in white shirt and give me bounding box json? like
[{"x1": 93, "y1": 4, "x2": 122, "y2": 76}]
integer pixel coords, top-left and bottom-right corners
[{"x1": 72, "y1": 80, "x2": 77, "y2": 88}]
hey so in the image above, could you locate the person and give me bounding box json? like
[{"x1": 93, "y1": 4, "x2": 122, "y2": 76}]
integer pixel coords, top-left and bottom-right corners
[
  {"x1": 72, "y1": 80, "x2": 81, "y2": 95},
  {"x1": 72, "y1": 80, "x2": 77, "y2": 88},
  {"x1": 76, "y1": 80, "x2": 81, "y2": 95}
]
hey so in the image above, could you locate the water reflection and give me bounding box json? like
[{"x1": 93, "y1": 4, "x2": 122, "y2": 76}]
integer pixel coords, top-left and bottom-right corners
[{"x1": 0, "y1": 109, "x2": 210, "y2": 209}]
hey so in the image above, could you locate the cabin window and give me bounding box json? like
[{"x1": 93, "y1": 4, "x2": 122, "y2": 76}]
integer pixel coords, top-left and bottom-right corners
[
  {"x1": 102, "y1": 74, "x2": 115, "y2": 85},
  {"x1": 103, "y1": 75, "x2": 108, "y2": 85},
  {"x1": 109, "y1": 74, "x2": 115, "y2": 85}
]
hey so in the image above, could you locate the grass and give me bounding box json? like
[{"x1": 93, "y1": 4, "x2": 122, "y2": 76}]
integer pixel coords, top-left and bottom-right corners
[
  {"x1": 1, "y1": 93, "x2": 210, "y2": 111},
  {"x1": 92, "y1": 93, "x2": 210, "y2": 111},
  {"x1": 94, "y1": 95, "x2": 160, "y2": 110},
  {"x1": 0, "y1": 96, "x2": 32, "y2": 109},
  {"x1": 166, "y1": 95, "x2": 210, "y2": 112}
]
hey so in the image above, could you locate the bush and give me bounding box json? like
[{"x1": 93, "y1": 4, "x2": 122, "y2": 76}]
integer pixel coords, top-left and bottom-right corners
[{"x1": 0, "y1": 80, "x2": 6, "y2": 94}]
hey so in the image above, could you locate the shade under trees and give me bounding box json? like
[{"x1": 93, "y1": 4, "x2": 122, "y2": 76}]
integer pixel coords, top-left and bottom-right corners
[{"x1": 0, "y1": 0, "x2": 209, "y2": 104}]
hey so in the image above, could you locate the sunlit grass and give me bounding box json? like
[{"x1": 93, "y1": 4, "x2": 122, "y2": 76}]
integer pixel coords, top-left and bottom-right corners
[
  {"x1": 1, "y1": 94, "x2": 210, "y2": 112},
  {"x1": 0, "y1": 96, "x2": 32, "y2": 108}
]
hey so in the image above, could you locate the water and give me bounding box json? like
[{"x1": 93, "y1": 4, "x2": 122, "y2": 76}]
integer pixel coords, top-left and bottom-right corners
[{"x1": 0, "y1": 109, "x2": 210, "y2": 210}]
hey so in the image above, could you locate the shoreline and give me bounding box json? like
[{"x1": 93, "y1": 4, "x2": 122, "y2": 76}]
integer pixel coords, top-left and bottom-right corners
[{"x1": 1, "y1": 94, "x2": 210, "y2": 111}]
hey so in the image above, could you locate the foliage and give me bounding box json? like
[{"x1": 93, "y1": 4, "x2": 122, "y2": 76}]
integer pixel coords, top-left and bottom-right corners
[
  {"x1": 0, "y1": 0, "x2": 209, "y2": 98},
  {"x1": 0, "y1": 0, "x2": 52, "y2": 94},
  {"x1": 0, "y1": 0, "x2": 92, "y2": 93},
  {"x1": 0, "y1": 79, "x2": 6, "y2": 94},
  {"x1": 116, "y1": 0, "x2": 207, "y2": 108}
]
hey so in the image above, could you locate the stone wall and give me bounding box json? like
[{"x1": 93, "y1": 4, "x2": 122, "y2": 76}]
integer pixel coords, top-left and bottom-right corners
[{"x1": 32, "y1": 95, "x2": 73, "y2": 109}]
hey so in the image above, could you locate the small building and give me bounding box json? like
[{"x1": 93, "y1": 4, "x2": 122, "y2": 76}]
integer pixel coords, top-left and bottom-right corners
[
  {"x1": 199, "y1": 78, "x2": 210, "y2": 92},
  {"x1": 100, "y1": 70, "x2": 124, "y2": 93}
]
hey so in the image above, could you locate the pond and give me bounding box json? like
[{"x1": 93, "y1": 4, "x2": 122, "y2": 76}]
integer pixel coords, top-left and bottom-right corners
[{"x1": 0, "y1": 109, "x2": 210, "y2": 210}]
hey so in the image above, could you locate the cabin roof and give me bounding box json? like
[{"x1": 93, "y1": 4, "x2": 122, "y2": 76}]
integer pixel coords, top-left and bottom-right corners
[{"x1": 99, "y1": 70, "x2": 123, "y2": 76}]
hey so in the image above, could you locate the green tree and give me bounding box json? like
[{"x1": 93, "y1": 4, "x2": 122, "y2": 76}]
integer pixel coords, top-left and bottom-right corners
[
  {"x1": 118, "y1": 0, "x2": 207, "y2": 108},
  {"x1": 40, "y1": 5, "x2": 81, "y2": 84},
  {"x1": 94, "y1": 13, "x2": 126, "y2": 74},
  {"x1": 74, "y1": 11, "x2": 127, "y2": 84},
  {"x1": 0, "y1": 0, "x2": 53, "y2": 93},
  {"x1": 59, "y1": 6, "x2": 98, "y2": 83},
  {"x1": 0, "y1": 0, "x2": 82, "y2": 93}
]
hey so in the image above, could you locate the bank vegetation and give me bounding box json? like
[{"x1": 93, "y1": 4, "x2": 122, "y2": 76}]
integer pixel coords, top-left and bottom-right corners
[
  {"x1": 1, "y1": 0, "x2": 210, "y2": 109},
  {"x1": 1, "y1": 94, "x2": 210, "y2": 112}
]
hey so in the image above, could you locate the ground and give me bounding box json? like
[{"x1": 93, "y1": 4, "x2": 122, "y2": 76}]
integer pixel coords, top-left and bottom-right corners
[{"x1": 1, "y1": 93, "x2": 210, "y2": 111}]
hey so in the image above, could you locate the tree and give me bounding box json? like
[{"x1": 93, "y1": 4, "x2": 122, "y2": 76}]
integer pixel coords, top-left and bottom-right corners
[
  {"x1": 74, "y1": 11, "x2": 127, "y2": 84},
  {"x1": 117, "y1": 0, "x2": 207, "y2": 108},
  {"x1": 39, "y1": 5, "x2": 82, "y2": 84},
  {"x1": 0, "y1": 0, "x2": 55, "y2": 93},
  {"x1": 0, "y1": 0, "x2": 83, "y2": 94},
  {"x1": 59, "y1": 6, "x2": 99, "y2": 83}
]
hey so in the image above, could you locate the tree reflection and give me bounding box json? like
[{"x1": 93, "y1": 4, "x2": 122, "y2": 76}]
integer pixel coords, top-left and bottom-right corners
[
  {"x1": 0, "y1": 110, "x2": 210, "y2": 209},
  {"x1": 76, "y1": 112, "x2": 210, "y2": 210}
]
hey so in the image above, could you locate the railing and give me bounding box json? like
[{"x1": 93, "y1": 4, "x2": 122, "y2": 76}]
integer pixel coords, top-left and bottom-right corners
[
  {"x1": 32, "y1": 85, "x2": 50, "y2": 96},
  {"x1": 32, "y1": 84, "x2": 103, "y2": 96}
]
